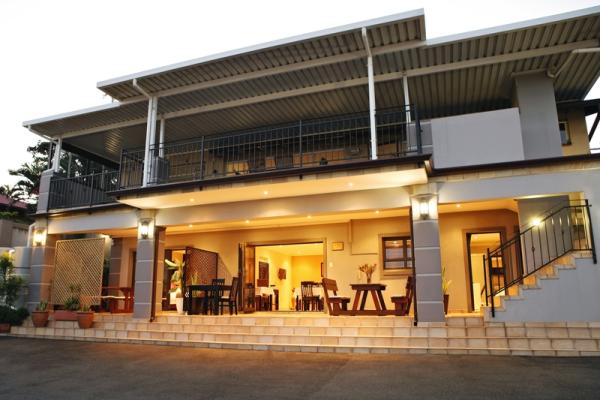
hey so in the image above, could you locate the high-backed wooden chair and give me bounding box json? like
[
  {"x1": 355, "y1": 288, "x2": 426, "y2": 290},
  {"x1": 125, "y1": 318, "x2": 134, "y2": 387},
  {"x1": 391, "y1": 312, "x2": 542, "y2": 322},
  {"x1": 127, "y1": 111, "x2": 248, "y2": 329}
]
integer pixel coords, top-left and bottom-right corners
[
  {"x1": 321, "y1": 278, "x2": 350, "y2": 316},
  {"x1": 219, "y1": 277, "x2": 239, "y2": 315},
  {"x1": 391, "y1": 276, "x2": 414, "y2": 316},
  {"x1": 300, "y1": 281, "x2": 320, "y2": 311}
]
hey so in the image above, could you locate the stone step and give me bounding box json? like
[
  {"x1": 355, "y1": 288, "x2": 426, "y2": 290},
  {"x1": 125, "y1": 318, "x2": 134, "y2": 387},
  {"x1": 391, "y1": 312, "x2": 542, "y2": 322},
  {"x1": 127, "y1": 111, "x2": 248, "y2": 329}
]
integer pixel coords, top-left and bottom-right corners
[{"x1": 9, "y1": 330, "x2": 600, "y2": 357}]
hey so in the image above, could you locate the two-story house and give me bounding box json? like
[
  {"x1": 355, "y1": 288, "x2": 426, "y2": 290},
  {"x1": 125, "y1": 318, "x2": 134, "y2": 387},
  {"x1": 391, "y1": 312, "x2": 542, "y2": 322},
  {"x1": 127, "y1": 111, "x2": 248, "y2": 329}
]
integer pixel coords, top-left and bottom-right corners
[{"x1": 13, "y1": 6, "x2": 600, "y2": 355}]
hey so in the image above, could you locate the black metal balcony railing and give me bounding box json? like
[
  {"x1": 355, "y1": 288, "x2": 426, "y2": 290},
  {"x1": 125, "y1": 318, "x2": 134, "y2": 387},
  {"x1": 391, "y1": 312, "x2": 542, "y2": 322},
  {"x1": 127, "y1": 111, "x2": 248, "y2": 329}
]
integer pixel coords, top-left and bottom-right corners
[
  {"x1": 119, "y1": 107, "x2": 422, "y2": 189},
  {"x1": 48, "y1": 170, "x2": 119, "y2": 210},
  {"x1": 484, "y1": 200, "x2": 596, "y2": 317}
]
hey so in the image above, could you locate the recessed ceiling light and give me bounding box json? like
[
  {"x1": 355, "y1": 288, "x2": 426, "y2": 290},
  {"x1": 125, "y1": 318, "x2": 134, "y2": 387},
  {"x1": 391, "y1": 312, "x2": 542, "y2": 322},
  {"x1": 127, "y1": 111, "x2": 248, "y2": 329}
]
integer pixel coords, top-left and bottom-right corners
[
  {"x1": 189, "y1": 198, "x2": 195, "y2": 202},
  {"x1": 456, "y1": 204, "x2": 461, "y2": 208},
  {"x1": 245, "y1": 220, "x2": 250, "y2": 224},
  {"x1": 347, "y1": 182, "x2": 354, "y2": 187},
  {"x1": 307, "y1": 215, "x2": 312, "y2": 219},
  {"x1": 188, "y1": 224, "x2": 193, "y2": 228},
  {"x1": 375, "y1": 210, "x2": 380, "y2": 214},
  {"x1": 263, "y1": 190, "x2": 269, "y2": 195}
]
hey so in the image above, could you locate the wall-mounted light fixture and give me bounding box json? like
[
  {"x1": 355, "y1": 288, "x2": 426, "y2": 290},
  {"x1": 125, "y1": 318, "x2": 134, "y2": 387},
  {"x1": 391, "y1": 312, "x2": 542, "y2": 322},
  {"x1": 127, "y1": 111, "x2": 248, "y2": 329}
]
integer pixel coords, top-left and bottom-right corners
[
  {"x1": 32, "y1": 228, "x2": 47, "y2": 247},
  {"x1": 411, "y1": 194, "x2": 438, "y2": 220},
  {"x1": 138, "y1": 219, "x2": 154, "y2": 240}
]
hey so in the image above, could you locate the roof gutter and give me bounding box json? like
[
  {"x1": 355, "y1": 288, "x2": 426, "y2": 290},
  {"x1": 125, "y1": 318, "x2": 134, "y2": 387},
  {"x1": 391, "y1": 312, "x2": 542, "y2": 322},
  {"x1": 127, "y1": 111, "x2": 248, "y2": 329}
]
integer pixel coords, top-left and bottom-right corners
[
  {"x1": 132, "y1": 78, "x2": 152, "y2": 98},
  {"x1": 547, "y1": 47, "x2": 600, "y2": 79}
]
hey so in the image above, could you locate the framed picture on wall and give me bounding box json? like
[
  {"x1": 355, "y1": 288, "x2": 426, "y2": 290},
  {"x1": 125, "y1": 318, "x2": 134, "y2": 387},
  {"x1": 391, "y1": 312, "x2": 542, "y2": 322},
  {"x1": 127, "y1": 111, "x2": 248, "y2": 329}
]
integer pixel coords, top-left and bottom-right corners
[
  {"x1": 332, "y1": 241, "x2": 344, "y2": 251},
  {"x1": 257, "y1": 261, "x2": 269, "y2": 287}
]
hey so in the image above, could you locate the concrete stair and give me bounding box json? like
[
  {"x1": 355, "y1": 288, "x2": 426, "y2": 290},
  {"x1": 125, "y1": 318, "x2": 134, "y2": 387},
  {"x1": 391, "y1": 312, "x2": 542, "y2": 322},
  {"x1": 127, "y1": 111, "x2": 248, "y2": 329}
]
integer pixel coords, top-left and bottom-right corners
[
  {"x1": 483, "y1": 252, "x2": 600, "y2": 323},
  {"x1": 8, "y1": 313, "x2": 600, "y2": 356}
]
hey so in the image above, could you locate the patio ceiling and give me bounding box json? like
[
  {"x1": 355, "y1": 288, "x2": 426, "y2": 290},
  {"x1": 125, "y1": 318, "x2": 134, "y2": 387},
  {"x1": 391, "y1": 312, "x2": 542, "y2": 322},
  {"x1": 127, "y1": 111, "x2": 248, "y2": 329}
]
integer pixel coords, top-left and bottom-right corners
[{"x1": 24, "y1": 6, "x2": 600, "y2": 164}]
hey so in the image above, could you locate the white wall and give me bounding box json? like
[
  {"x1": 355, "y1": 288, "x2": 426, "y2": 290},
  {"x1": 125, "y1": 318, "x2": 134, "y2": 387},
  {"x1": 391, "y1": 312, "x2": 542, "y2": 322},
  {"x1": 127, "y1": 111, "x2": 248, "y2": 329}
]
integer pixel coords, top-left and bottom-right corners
[
  {"x1": 492, "y1": 256, "x2": 600, "y2": 322},
  {"x1": 431, "y1": 108, "x2": 525, "y2": 169}
]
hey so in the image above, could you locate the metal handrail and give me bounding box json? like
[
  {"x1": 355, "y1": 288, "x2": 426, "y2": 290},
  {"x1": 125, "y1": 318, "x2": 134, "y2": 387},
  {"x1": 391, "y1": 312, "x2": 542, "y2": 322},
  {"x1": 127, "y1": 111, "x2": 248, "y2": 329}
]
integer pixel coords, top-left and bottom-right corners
[
  {"x1": 48, "y1": 170, "x2": 119, "y2": 210},
  {"x1": 485, "y1": 200, "x2": 596, "y2": 317},
  {"x1": 118, "y1": 106, "x2": 423, "y2": 189}
]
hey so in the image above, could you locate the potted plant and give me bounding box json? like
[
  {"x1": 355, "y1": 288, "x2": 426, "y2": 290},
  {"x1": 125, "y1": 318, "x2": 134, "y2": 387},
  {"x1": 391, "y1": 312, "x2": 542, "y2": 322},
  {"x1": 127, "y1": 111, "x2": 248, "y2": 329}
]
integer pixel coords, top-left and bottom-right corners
[
  {"x1": 0, "y1": 305, "x2": 29, "y2": 333},
  {"x1": 0, "y1": 251, "x2": 28, "y2": 332},
  {"x1": 441, "y1": 265, "x2": 452, "y2": 314},
  {"x1": 32, "y1": 300, "x2": 50, "y2": 327},
  {"x1": 358, "y1": 263, "x2": 376, "y2": 283},
  {"x1": 76, "y1": 305, "x2": 94, "y2": 329},
  {"x1": 54, "y1": 284, "x2": 80, "y2": 321},
  {"x1": 165, "y1": 258, "x2": 185, "y2": 314}
]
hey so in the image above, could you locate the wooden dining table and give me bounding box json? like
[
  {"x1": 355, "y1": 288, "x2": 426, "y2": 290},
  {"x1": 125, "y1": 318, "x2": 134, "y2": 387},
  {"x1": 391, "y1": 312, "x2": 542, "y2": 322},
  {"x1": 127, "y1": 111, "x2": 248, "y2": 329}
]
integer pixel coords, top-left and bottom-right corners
[
  {"x1": 349, "y1": 283, "x2": 389, "y2": 316},
  {"x1": 186, "y1": 284, "x2": 231, "y2": 315}
]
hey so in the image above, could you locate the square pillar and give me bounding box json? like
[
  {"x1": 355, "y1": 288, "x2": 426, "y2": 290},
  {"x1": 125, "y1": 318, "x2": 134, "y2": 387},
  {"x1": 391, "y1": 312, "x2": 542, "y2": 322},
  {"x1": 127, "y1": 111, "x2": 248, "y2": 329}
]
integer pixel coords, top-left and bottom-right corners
[
  {"x1": 27, "y1": 228, "x2": 57, "y2": 311},
  {"x1": 411, "y1": 184, "x2": 445, "y2": 322},
  {"x1": 133, "y1": 211, "x2": 165, "y2": 319}
]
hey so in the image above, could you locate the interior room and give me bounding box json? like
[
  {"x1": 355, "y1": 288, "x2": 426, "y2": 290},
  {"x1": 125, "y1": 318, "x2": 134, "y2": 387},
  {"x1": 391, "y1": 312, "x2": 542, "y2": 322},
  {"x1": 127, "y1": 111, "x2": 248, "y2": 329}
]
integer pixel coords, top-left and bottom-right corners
[{"x1": 254, "y1": 243, "x2": 324, "y2": 312}]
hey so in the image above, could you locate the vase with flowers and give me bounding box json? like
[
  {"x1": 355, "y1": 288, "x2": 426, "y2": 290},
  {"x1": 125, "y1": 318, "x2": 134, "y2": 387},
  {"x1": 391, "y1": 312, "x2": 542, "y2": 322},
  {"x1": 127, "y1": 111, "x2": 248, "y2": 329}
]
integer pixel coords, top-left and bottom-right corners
[{"x1": 358, "y1": 263, "x2": 376, "y2": 284}]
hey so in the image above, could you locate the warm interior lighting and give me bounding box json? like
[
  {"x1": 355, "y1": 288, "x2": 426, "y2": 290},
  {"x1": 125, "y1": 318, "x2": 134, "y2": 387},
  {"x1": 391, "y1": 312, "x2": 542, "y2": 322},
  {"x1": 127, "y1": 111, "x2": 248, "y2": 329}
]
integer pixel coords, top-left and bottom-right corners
[
  {"x1": 32, "y1": 229, "x2": 46, "y2": 247},
  {"x1": 375, "y1": 210, "x2": 380, "y2": 214},
  {"x1": 245, "y1": 220, "x2": 250, "y2": 224},
  {"x1": 307, "y1": 215, "x2": 312, "y2": 219},
  {"x1": 189, "y1": 198, "x2": 195, "y2": 202},
  {"x1": 188, "y1": 224, "x2": 193, "y2": 228},
  {"x1": 263, "y1": 190, "x2": 269, "y2": 195},
  {"x1": 347, "y1": 182, "x2": 354, "y2": 187},
  {"x1": 532, "y1": 217, "x2": 542, "y2": 227},
  {"x1": 456, "y1": 204, "x2": 461, "y2": 208}
]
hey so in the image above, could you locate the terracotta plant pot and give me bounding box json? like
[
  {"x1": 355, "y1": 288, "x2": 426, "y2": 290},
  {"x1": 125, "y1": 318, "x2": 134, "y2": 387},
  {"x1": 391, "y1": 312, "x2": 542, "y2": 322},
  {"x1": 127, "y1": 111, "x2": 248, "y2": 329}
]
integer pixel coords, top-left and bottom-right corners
[
  {"x1": 31, "y1": 311, "x2": 49, "y2": 327},
  {"x1": 443, "y1": 294, "x2": 450, "y2": 314},
  {"x1": 54, "y1": 310, "x2": 78, "y2": 321},
  {"x1": 76, "y1": 311, "x2": 94, "y2": 329},
  {"x1": 0, "y1": 323, "x2": 10, "y2": 333}
]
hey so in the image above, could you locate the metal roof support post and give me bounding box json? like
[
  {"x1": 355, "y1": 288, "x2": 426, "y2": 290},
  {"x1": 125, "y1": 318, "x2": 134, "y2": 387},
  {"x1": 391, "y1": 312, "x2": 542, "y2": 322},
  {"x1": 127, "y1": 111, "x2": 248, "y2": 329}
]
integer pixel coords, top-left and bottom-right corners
[
  {"x1": 159, "y1": 119, "x2": 165, "y2": 158},
  {"x1": 52, "y1": 136, "x2": 63, "y2": 173},
  {"x1": 403, "y1": 75, "x2": 412, "y2": 123},
  {"x1": 362, "y1": 27, "x2": 377, "y2": 160},
  {"x1": 142, "y1": 96, "x2": 158, "y2": 187}
]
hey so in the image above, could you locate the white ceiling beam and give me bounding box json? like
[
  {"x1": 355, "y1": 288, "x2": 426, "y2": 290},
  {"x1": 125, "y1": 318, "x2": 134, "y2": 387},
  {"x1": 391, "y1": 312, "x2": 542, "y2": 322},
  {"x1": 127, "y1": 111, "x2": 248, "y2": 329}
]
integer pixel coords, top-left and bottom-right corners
[
  {"x1": 54, "y1": 38, "x2": 599, "y2": 138},
  {"x1": 119, "y1": 40, "x2": 426, "y2": 103}
]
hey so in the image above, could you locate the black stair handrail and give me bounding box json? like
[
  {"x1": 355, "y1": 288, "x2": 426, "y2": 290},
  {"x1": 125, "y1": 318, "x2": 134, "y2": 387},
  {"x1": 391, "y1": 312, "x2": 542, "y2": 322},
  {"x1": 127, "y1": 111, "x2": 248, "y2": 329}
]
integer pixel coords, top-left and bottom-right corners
[{"x1": 485, "y1": 200, "x2": 596, "y2": 317}]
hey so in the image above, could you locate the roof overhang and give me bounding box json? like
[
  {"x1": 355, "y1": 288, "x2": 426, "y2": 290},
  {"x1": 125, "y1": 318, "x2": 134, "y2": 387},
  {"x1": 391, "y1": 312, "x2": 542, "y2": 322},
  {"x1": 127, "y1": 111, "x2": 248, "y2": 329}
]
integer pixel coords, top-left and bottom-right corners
[{"x1": 22, "y1": 6, "x2": 600, "y2": 164}]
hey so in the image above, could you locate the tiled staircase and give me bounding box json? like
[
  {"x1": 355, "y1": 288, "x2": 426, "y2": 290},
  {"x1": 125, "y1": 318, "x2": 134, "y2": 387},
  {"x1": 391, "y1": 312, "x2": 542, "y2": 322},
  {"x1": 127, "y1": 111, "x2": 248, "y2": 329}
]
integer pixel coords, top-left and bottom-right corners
[
  {"x1": 483, "y1": 252, "x2": 600, "y2": 323},
  {"x1": 8, "y1": 313, "x2": 600, "y2": 356}
]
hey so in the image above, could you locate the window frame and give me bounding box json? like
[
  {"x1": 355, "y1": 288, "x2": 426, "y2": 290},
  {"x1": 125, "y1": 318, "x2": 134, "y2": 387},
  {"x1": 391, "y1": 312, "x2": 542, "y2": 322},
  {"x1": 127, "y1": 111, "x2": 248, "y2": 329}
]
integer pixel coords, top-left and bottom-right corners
[{"x1": 379, "y1": 233, "x2": 413, "y2": 277}]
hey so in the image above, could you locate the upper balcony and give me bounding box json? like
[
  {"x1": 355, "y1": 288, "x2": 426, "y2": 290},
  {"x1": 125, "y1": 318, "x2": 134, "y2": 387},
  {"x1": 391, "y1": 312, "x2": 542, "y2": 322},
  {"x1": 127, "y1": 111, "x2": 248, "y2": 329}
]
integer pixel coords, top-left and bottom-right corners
[{"x1": 117, "y1": 107, "x2": 428, "y2": 192}]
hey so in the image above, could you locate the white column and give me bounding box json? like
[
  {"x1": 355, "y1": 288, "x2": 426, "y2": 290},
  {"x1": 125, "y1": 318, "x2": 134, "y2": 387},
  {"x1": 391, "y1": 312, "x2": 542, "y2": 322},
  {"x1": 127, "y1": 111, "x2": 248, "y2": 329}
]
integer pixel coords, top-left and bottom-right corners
[
  {"x1": 159, "y1": 119, "x2": 165, "y2": 158},
  {"x1": 362, "y1": 27, "x2": 377, "y2": 160},
  {"x1": 403, "y1": 75, "x2": 412, "y2": 123},
  {"x1": 142, "y1": 97, "x2": 158, "y2": 187},
  {"x1": 52, "y1": 136, "x2": 63, "y2": 173}
]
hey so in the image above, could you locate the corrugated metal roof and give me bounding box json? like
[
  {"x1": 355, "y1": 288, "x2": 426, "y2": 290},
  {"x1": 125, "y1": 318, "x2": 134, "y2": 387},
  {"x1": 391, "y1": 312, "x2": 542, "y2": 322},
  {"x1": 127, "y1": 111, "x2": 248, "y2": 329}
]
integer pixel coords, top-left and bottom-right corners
[{"x1": 24, "y1": 6, "x2": 600, "y2": 164}]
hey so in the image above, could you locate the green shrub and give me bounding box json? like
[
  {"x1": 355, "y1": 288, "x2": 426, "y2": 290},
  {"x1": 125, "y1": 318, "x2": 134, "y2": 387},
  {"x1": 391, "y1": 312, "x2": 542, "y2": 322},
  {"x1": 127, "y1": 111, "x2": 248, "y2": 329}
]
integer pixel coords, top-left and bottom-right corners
[
  {"x1": 0, "y1": 305, "x2": 29, "y2": 325},
  {"x1": 0, "y1": 252, "x2": 25, "y2": 307}
]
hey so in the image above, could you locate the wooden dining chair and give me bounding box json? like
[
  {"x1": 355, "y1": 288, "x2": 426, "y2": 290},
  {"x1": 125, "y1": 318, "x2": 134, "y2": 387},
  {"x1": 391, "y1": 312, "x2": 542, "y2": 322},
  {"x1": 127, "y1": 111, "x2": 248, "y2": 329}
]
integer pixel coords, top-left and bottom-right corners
[
  {"x1": 321, "y1": 278, "x2": 350, "y2": 316},
  {"x1": 300, "y1": 281, "x2": 319, "y2": 311},
  {"x1": 391, "y1": 276, "x2": 414, "y2": 316},
  {"x1": 207, "y1": 278, "x2": 225, "y2": 315},
  {"x1": 219, "y1": 277, "x2": 239, "y2": 315}
]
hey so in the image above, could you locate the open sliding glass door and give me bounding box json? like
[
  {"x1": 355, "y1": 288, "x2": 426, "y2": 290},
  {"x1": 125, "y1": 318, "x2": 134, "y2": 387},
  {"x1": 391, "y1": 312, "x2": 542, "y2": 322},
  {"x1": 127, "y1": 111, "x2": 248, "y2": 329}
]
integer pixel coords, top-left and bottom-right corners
[{"x1": 238, "y1": 243, "x2": 256, "y2": 313}]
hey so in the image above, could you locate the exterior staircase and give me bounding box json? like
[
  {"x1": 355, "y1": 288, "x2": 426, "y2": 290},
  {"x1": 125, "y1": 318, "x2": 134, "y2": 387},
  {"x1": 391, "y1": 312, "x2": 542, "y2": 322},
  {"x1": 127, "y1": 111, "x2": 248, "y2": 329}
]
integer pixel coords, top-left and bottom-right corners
[
  {"x1": 483, "y1": 252, "x2": 600, "y2": 322},
  {"x1": 7, "y1": 313, "x2": 600, "y2": 356}
]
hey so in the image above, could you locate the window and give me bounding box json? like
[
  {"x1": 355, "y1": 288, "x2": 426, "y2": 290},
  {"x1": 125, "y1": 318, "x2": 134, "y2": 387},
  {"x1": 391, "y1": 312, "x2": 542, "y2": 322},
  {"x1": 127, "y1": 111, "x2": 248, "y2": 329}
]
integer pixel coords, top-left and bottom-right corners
[
  {"x1": 382, "y1": 236, "x2": 412, "y2": 270},
  {"x1": 559, "y1": 121, "x2": 571, "y2": 145}
]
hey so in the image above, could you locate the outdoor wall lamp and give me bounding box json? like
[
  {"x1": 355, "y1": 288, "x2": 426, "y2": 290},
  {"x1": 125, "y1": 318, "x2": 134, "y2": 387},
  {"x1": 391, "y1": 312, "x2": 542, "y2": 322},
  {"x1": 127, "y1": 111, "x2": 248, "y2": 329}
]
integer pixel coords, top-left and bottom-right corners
[
  {"x1": 411, "y1": 194, "x2": 438, "y2": 220},
  {"x1": 32, "y1": 228, "x2": 47, "y2": 247},
  {"x1": 138, "y1": 219, "x2": 154, "y2": 240},
  {"x1": 419, "y1": 200, "x2": 430, "y2": 219}
]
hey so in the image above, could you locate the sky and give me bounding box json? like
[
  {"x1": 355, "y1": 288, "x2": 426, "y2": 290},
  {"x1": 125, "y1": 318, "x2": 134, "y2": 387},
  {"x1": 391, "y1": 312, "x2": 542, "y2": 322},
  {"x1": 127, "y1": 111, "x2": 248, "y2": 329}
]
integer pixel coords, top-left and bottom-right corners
[{"x1": 1, "y1": 0, "x2": 599, "y2": 184}]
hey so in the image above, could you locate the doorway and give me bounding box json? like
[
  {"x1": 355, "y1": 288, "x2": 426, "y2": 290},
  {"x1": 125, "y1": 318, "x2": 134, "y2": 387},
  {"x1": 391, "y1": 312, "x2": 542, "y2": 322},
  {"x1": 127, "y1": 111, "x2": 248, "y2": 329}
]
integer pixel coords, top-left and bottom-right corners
[
  {"x1": 238, "y1": 240, "x2": 325, "y2": 313},
  {"x1": 466, "y1": 232, "x2": 502, "y2": 312}
]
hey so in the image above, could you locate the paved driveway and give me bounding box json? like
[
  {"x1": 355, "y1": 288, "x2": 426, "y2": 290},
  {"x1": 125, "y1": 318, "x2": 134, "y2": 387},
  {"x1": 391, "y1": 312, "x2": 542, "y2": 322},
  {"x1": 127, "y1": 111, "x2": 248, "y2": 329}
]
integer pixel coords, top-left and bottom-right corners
[{"x1": 1, "y1": 337, "x2": 599, "y2": 399}]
